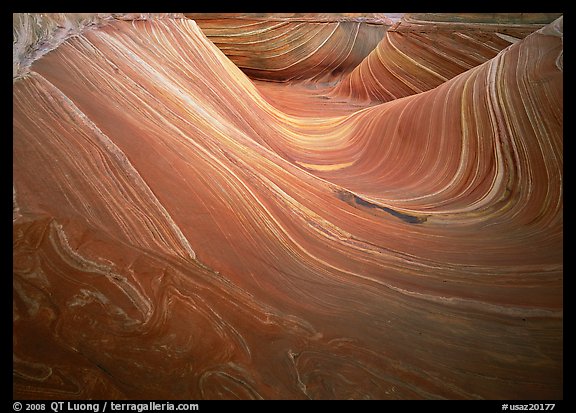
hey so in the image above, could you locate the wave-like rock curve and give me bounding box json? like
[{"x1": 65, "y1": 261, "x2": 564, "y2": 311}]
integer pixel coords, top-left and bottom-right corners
[
  {"x1": 331, "y1": 13, "x2": 562, "y2": 102},
  {"x1": 185, "y1": 13, "x2": 392, "y2": 83},
  {"x1": 13, "y1": 14, "x2": 562, "y2": 399}
]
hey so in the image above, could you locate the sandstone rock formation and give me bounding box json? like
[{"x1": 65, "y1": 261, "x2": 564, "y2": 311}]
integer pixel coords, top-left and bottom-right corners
[
  {"x1": 331, "y1": 13, "x2": 562, "y2": 102},
  {"x1": 13, "y1": 13, "x2": 563, "y2": 399},
  {"x1": 185, "y1": 13, "x2": 393, "y2": 83}
]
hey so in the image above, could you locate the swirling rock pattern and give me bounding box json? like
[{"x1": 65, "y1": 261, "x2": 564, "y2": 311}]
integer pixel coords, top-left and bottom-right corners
[
  {"x1": 185, "y1": 13, "x2": 392, "y2": 83},
  {"x1": 13, "y1": 14, "x2": 562, "y2": 400},
  {"x1": 331, "y1": 13, "x2": 563, "y2": 102}
]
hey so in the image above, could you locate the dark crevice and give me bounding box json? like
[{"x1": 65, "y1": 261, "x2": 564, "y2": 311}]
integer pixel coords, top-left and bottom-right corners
[{"x1": 335, "y1": 189, "x2": 427, "y2": 224}]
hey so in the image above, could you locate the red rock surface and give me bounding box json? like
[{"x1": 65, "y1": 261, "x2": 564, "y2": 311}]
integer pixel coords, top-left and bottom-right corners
[
  {"x1": 331, "y1": 13, "x2": 562, "y2": 102},
  {"x1": 185, "y1": 13, "x2": 392, "y2": 83},
  {"x1": 13, "y1": 14, "x2": 563, "y2": 399}
]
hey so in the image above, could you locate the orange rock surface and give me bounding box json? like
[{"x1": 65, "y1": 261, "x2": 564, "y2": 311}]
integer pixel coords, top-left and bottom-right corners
[
  {"x1": 332, "y1": 13, "x2": 562, "y2": 102},
  {"x1": 13, "y1": 13, "x2": 563, "y2": 399},
  {"x1": 185, "y1": 13, "x2": 393, "y2": 83}
]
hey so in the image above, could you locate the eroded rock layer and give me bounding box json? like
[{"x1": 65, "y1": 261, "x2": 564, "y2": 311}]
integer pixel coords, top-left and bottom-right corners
[
  {"x1": 185, "y1": 13, "x2": 392, "y2": 83},
  {"x1": 13, "y1": 14, "x2": 563, "y2": 400},
  {"x1": 331, "y1": 13, "x2": 563, "y2": 102}
]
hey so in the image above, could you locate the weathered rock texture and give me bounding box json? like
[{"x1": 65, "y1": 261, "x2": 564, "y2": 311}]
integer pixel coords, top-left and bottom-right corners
[
  {"x1": 13, "y1": 13, "x2": 562, "y2": 399},
  {"x1": 331, "y1": 13, "x2": 563, "y2": 102},
  {"x1": 185, "y1": 13, "x2": 393, "y2": 83}
]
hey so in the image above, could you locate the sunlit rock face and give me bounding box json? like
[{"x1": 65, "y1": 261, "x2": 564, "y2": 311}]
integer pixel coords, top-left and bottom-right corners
[
  {"x1": 185, "y1": 13, "x2": 393, "y2": 83},
  {"x1": 331, "y1": 13, "x2": 563, "y2": 102},
  {"x1": 13, "y1": 13, "x2": 562, "y2": 400}
]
